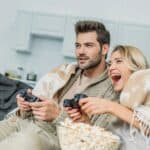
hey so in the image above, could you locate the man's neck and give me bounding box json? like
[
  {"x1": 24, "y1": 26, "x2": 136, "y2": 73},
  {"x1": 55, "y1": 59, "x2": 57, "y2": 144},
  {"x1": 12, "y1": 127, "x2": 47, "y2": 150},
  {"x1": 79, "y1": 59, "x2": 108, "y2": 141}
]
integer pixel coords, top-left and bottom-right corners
[{"x1": 83, "y1": 61, "x2": 106, "y2": 78}]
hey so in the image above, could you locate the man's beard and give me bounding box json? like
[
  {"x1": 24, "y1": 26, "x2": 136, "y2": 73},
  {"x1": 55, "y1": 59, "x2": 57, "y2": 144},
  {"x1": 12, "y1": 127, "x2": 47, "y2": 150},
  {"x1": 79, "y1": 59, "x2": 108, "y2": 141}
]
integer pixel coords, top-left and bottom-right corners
[{"x1": 77, "y1": 53, "x2": 102, "y2": 70}]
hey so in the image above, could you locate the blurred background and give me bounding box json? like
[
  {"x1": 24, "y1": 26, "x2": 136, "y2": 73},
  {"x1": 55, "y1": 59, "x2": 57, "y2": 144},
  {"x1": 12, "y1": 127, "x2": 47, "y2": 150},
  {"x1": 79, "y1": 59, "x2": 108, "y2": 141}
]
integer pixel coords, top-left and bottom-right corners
[{"x1": 0, "y1": 0, "x2": 150, "y2": 85}]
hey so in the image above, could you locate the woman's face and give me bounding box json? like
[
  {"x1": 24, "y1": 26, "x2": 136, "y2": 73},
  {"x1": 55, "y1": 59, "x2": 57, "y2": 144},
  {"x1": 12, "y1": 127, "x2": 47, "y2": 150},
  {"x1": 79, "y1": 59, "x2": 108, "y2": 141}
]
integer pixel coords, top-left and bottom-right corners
[{"x1": 108, "y1": 51, "x2": 132, "y2": 92}]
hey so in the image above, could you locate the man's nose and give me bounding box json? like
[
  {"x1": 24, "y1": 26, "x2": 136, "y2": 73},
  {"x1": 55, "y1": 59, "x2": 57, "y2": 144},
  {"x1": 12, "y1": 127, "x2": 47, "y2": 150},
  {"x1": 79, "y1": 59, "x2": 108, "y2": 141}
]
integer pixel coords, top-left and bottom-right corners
[{"x1": 78, "y1": 46, "x2": 85, "y2": 54}]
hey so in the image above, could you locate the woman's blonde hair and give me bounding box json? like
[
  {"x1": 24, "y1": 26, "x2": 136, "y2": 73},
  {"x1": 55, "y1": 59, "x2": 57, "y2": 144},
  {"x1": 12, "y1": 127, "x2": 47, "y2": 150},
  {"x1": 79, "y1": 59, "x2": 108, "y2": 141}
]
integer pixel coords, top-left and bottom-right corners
[{"x1": 111, "y1": 45, "x2": 149, "y2": 72}]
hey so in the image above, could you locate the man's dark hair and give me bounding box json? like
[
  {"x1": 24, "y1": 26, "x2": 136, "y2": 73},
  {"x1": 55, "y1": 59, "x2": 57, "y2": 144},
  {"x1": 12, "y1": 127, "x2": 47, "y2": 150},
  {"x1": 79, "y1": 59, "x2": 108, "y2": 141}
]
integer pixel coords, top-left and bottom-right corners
[{"x1": 75, "y1": 20, "x2": 110, "y2": 47}]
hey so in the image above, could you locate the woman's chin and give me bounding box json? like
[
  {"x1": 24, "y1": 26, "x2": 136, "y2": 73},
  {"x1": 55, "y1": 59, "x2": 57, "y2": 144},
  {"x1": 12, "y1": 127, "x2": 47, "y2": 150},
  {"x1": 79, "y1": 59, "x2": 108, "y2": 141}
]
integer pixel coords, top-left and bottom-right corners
[
  {"x1": 112, "y1": 79, "x2": 123, "y2": 92},
  {"x1": 114, "y1": 85, "x2": 123, "y2": 92}
]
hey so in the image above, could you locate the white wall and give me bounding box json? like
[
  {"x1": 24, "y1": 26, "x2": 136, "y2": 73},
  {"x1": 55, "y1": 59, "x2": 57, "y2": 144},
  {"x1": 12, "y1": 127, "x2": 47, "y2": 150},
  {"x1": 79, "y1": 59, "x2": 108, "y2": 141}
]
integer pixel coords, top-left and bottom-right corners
[{"x1": 0, "y1": 0, "x2": 150, "y2": 80}]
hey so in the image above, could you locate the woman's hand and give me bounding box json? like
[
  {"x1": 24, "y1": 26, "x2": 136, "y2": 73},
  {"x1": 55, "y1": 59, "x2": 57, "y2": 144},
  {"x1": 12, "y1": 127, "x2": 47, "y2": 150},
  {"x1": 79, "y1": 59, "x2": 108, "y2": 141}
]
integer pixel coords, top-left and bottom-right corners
[
  {"x1": 79, "y1": 97, "x2": 113, "y2": 115},
  {"x1": 65, "y1": 107, "x2": 81, "y2": 121},
  {"x1": 65, "y1": 107, "x2": 90, "y2": 123}
]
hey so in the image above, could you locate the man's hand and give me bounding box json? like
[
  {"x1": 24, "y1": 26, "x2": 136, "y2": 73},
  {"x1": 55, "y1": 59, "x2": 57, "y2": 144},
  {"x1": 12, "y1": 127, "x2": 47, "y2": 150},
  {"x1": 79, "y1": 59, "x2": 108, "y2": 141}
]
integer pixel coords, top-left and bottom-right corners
[
  {"x1": 29, "y1": 96, "x2": 60, "y2": 122},
  {"x1": 16, "y1": 89, "x2": 32, "y2": 112}
]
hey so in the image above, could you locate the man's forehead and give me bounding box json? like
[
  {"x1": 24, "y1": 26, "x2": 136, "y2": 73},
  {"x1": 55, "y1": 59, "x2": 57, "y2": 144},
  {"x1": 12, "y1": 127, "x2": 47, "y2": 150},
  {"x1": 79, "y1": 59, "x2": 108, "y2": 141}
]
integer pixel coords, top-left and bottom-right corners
[
  {"x1": 76, "y1": 31, "x2": 97, "y2": 38},
  {"x1": 76, "y1": 32, "x2": 98, "y2": 43}
]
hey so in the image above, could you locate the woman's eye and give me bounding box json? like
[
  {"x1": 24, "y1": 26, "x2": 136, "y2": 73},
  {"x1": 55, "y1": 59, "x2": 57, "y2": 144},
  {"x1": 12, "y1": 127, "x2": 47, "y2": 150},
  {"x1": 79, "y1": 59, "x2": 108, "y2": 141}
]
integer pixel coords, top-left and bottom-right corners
[{"x1": 116, "y1": 59, "x2": 123, "y2": 63}]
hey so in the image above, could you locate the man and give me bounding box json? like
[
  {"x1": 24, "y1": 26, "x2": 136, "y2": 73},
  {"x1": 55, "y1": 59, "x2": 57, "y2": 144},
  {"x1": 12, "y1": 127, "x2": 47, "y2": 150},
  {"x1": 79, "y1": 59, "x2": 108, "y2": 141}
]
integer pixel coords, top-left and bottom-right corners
[{"x1": 0, "y1": 20, "x2": 118, "y2": 150}]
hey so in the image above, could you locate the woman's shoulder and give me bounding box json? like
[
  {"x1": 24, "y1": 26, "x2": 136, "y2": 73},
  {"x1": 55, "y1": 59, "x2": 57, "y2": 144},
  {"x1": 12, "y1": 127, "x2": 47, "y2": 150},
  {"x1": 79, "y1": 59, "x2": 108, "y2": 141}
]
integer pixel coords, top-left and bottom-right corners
[
  {"x1": 129, "y1": 69, "x2": 150, "y2": 81},
  {"x1": 120, "y1": 69, "x2": 150, "y2": 108}
]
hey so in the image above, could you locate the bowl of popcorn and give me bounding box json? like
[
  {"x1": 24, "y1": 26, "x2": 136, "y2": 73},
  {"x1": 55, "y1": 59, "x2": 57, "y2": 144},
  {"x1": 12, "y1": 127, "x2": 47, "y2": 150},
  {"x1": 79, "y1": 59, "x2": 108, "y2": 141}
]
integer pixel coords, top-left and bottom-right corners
[{"x1": 57, "y1": 118, "x2": 120, "y2": 150}]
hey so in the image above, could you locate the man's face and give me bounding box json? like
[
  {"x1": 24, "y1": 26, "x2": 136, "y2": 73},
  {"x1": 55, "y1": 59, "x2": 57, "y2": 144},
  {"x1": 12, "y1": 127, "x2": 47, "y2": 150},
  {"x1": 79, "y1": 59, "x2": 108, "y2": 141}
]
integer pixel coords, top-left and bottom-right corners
[{"x1": 75, "y1": 32, "x2": 102, "y2": 70}]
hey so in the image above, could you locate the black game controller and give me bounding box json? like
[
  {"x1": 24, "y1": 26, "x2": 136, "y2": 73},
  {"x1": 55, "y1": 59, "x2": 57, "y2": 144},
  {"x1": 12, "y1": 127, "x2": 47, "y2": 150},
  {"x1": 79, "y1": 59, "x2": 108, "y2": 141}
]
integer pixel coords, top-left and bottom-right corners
[
  {"x1": 19, "y1": 89, "x2": 39, "y2": 102},
  {"x1": 63, "y1": 93, "x2": 87, "y2": 108}
]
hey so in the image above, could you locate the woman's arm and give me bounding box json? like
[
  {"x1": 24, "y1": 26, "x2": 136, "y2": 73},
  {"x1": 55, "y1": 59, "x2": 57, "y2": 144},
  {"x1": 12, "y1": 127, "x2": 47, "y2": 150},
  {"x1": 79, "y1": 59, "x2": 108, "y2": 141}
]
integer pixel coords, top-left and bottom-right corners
[
  {"x1": 109, "y1": 101, "x2": 140, "y2": 128},
  {"x1": 79, "y1": 97, "x2": 140, "y2": 129}
]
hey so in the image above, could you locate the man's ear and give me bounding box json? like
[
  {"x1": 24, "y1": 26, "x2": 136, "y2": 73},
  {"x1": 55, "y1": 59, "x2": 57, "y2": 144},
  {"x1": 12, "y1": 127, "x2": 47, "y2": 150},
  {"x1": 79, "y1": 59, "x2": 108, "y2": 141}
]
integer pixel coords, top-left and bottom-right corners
[{"x1": 102, "y1": 44, "x2": 109, "y2": 56}]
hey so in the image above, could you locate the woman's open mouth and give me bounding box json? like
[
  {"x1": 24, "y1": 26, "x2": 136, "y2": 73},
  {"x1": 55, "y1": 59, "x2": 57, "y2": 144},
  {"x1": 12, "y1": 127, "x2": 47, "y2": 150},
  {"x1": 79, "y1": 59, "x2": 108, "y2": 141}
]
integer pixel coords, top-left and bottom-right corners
[{"x1": 111, "y1": 74, "x2": 121, "y2": 84}]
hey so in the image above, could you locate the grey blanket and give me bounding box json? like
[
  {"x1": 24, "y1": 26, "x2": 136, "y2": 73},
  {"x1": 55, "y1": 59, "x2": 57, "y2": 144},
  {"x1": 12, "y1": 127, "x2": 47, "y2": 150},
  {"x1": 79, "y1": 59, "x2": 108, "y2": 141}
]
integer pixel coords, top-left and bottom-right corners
[{"x1": 0, "y1": 74, "x2": 32, "y2": 120}]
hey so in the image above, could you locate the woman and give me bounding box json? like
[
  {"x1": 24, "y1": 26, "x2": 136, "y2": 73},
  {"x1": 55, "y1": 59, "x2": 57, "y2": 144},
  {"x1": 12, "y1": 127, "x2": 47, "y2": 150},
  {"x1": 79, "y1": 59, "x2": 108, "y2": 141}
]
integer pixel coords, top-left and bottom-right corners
[{"x1": 67, "y1": 45, "x2": 150, "y2": 149}]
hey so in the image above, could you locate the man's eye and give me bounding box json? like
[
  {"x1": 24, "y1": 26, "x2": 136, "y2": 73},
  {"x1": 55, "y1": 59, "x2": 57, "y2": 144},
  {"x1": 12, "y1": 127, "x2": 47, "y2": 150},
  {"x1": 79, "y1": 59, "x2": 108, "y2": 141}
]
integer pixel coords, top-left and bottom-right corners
[
  {"x1": 75, "y1": 44, "x2": 80, "y2": 48},
  {"x1": 86, "y1": 44, "x2": 93, "y2": 47},
  {"x1": 85, "y1": 43, "x2": 93, "y2": 48}
]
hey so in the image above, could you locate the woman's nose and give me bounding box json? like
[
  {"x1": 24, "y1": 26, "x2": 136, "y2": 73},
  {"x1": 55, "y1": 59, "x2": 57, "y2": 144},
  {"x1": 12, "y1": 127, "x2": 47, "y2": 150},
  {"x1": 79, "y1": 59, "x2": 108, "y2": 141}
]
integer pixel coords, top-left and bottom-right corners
[{"x1": 109, "y1": 62, "x2": 116, "y2": 70}]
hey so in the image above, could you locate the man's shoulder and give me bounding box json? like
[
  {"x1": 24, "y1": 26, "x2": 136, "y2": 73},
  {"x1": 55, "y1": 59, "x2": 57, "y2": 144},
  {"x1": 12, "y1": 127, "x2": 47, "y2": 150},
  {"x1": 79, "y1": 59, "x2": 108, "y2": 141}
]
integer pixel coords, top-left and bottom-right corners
[
  {"x1": 48, "y1": 63, "x2": 78, "y2": 75},
  {"x1": 85, "y1": 76, "x2": 118, "y2": 100},
  {"x1": 37, "y1": 63, "x2": 79, "y2": 84}
]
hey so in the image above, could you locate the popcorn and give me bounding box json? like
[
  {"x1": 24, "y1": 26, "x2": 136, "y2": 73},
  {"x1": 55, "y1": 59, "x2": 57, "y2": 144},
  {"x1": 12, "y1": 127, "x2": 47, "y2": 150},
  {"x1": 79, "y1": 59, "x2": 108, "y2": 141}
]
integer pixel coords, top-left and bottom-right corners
[{"x1": 57, "y1": 118, "x2": 120, "y2": 150}]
